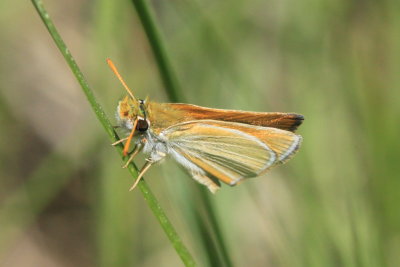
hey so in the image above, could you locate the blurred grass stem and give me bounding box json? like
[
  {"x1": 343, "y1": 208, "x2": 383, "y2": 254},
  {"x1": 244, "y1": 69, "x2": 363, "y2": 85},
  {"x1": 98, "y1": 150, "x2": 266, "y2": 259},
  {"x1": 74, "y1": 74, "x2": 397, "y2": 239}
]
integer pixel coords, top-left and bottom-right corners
[{"x1": 131, "y1": 0, "x2": 184, "y2": 102}]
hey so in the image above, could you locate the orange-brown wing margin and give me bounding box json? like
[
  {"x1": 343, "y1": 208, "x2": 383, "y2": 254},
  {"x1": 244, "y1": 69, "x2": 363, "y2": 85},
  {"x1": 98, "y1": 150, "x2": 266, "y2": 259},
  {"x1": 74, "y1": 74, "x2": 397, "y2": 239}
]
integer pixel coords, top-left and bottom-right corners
[{"x1": 156, "y1": 103, "x2": 304, "y2": 132}]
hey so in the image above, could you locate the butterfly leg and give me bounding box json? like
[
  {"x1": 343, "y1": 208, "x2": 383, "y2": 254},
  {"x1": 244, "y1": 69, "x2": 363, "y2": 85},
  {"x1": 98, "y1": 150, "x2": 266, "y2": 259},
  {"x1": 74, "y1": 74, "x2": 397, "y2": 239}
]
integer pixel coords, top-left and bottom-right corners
[
  {"x1": 122, "y1": 144, "x2": 143, "y2": 168},
  {"x1": 129, "y1": 158, "x2": 154, "y2": 191},
  {"x1": 191, "y1": 171, "x2": 220, "y2": 194},
  {"x1": 128, "y1": 143, "x2": 166, "y2": 191},
  {"x1": 111, "y1": 137, "x2": 129, "y2": 146}
]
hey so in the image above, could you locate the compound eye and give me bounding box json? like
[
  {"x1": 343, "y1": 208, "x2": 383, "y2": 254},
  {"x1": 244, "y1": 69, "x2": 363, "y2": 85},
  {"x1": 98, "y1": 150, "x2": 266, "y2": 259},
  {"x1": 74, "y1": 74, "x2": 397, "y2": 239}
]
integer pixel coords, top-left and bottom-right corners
[{"x1": 136, "y1": 119, "x2": 149, "y2": 132}]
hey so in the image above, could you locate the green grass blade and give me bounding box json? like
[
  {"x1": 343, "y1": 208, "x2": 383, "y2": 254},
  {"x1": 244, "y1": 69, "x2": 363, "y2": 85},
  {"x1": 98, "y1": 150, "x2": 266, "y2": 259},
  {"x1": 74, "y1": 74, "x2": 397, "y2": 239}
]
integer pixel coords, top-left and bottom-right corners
[
  {"x1": 130, "y1": 1, "x2": 232, "y2": 266},
  {"x1": 30, "y1": 1, "x2": 195, "y2": 266}
]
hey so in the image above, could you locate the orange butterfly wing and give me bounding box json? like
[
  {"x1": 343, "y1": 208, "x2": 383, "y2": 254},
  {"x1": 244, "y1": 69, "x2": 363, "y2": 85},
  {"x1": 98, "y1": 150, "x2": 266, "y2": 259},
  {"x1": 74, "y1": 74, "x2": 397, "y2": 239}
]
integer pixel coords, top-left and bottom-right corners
[{"x1": 147, "y1": 102, "x2": 304, "y2": 134}]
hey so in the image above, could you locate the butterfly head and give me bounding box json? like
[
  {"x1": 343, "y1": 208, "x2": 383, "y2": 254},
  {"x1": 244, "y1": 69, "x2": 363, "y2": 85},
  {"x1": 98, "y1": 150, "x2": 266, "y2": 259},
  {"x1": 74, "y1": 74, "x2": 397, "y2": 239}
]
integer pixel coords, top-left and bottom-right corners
[
  {"x1": 117, "y1": 95, "x2": 138, "y2": 120},
  {"x1": 117, "y1": 96, "x2": 149, "y2": 132}
]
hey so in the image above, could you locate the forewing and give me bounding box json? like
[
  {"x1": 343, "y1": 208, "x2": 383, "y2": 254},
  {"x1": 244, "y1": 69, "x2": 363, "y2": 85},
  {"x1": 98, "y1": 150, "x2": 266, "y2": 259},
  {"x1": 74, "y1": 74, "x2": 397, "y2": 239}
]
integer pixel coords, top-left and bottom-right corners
[
  {"x1": 162, "y1": 121, "x2": 277, "y2": 185},
  {"x1": 152, "y1": 103, "x2": 304, "y2": 132}
]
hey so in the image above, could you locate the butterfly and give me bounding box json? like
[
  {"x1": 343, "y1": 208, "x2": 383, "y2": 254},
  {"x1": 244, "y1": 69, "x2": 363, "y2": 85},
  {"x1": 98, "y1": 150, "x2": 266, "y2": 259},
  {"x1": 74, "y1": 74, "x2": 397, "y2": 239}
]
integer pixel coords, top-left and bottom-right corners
[{"x1": 108, "y1": 59, "x2": 303, "y2": 193}]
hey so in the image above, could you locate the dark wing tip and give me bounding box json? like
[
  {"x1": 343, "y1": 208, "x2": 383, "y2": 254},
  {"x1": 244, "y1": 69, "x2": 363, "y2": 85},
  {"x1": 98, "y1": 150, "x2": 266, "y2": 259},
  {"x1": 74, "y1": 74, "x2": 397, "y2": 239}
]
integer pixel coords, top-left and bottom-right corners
[{"x1": 287, "y1": 114, "x2": 304, "y2": 132}]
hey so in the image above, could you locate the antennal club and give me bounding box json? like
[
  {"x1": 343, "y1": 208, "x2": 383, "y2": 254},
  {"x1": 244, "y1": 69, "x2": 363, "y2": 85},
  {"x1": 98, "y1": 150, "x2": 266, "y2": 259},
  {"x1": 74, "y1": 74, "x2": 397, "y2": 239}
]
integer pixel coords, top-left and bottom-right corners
[{"x1": 106, "y1": 58, "x2": 137, "y2": 101}]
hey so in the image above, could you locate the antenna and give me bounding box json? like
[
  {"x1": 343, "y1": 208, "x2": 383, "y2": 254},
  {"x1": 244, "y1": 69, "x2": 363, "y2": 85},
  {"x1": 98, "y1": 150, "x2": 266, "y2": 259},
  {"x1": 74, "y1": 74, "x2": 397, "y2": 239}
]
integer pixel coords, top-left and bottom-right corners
[{"x1": 107, "y1": 58, "x2": 137, "y2": 101}]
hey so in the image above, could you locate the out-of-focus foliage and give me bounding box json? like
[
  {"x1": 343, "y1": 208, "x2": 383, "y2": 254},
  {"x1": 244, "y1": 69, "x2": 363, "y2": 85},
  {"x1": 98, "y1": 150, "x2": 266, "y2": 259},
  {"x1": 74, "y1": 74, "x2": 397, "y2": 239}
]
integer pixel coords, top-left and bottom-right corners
[{"x1": 0, "y1": 0, "x2": 399, "y2": 266}]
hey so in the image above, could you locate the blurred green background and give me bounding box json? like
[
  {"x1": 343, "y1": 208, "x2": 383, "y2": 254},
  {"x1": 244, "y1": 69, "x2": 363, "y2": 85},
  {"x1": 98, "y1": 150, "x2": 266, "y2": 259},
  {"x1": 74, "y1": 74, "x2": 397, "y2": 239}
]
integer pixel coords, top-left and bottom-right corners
[{"x1": 1, "y1": 0, "x2": 399, "y2": 266}]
